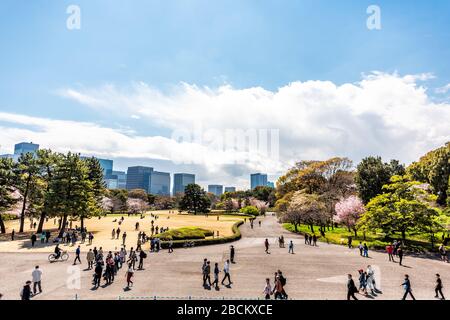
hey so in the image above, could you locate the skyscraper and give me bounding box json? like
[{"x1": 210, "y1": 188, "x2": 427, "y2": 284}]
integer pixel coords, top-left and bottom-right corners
[
  {"x1": 224, "y1": 187, "x2": 236, "y2": 193},
  {"x1": 126, "y1": 166, "x2": 153, "y2": 191},
  {"x1": 173, "y1": 173, "x2": 195, "y2": 194},
  {"x1": 14, "y1": 142, "x2": 39, "y2": 156},
  {"x1": 149, "y1": 171, "x2": 171, "y2": 196},
  {"x1": 97, "y1": 158, "x2": 113, "y2": 176},
  {"x1": 208, "y1": 185, "x2": 223, "y2": 196},
  {"x1": 250, "y1": 173, "x2": 268, "y2": 190},
  {"x1": 105, "y1": 170, "x2": 127, "y2": 190}
]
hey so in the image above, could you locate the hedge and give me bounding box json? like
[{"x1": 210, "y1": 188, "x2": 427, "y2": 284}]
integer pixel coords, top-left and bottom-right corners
[
  {"x1": 160, "y1": 220, "x2": 244, "y2": 249},
  {"x1": 155, "y1": 227, "x2": 214, "y2": 241}
]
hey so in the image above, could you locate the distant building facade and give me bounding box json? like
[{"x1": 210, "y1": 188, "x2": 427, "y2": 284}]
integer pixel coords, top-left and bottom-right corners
[
  {"x1": 250, "y1": 173, "x2": 268, "y2": 190},
  {"x1": 267, "y1": 181, "x2": 275, "y2": 188},
  {"x1": 14, "y1": 142, "x2": 39, "y2": 156},
  {"x1": 224, "y1": 187, "x2": 236, "y2": 193},
  {"x1": 105, "y1": 170, "x2": 127, "y2": 190},
  {"x1": 126, "y1": 166, "x2": 153, "y2": 191},
  {"x1": 173, "y1": 173, "x2": 195, "y2": 194},
  {"x1": 149, "y1": 171, "x2": 171, "y2": 196},
  {"x1": 208, "y1": 185, "x2": 224, "y2": 196}
]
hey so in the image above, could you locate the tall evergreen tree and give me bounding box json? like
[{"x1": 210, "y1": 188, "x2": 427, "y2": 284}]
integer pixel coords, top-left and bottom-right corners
[
  {"x1": 0, "y1": 158, "x2": 18, "y2": 233},
  {"x1": 179, "y1": 184, "x2": 211, "y2": 214},
  {"x1": 15, "y1": 152, "x2": 41, "y2": 232}
]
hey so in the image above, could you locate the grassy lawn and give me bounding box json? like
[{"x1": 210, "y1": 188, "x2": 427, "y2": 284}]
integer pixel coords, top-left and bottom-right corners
[{"x1": 283, "y1": 223, "x2": 449, "y2": 253}]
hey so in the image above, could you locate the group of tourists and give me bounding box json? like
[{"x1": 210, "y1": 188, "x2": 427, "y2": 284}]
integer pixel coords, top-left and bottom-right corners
[
  {"x1": 201, "y1": 258, "x2": 232, "y2": 290},
  {"x1": 263, "y1": 270, "x2": 288, "y2": 300},
  {"x1": 385, "y1": 241, "x2": 405, "y2": 265},
  {"x1": 304, "y1": 233, "x2": 317, "y2": 246}
]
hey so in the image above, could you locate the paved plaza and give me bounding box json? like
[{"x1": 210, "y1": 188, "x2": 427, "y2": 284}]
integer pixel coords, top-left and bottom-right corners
[{"x1": 0, "y1": 215, "x2": 448, "y2": 300}]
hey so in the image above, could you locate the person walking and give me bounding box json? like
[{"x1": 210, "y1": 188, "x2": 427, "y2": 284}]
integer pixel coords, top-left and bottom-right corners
[
  {"x1": 264, "y1": 238, "x2": 270, "y2": 254},
  {"x1": 221, "y1": 260, "x2": 232, "y2": 286},
  {"x1": 212, "y1": 263, "x2": 220, "y2": 290},
  {"x1": 87, "y1": 249, "x2": 95, "y2": 270},
  {"x1": 398, "y1": 246, "x2": 404, "y2": 266},
  {"x1": 288, "y1": 240, "x2": 294, "y2": 254},
  {"x1": 31, "y1": 234, "x2": 37, "y2": 247},
  {"x1": 20, "y1": 281, "x2": 32, "y2": 300},
  {"x1": 168, "y1": 240, "x2": 173, "y2": 253},
  {"x1": 93, "y1": 262, "x2": 103, "y2": 288},
  {"x1": 40, "y1": 232, "x2": 45, "y2": 244},
  {"x1": 230, "y1": 245, "x2": 235, "y2": 263},
  {"x1": 11, "y1": 229, "x2": 15, "y2": 241},
  {"x1": 204, "y1": 261, "x2": 212, "y2": 288},
  {"x1": 138, "y1": 249, "x2": 146, "y2": 270},
  {"x1": 88, "y1": 232, "x2": 94, "y2": 245},
  {"x1": 358, "y1": 269, "x2": 367, "y2": 295},
  {"x1": 347, "y1": 274, "x2": 358, "y2": 300},
  {"x1": 272, "y1": 274, "x2": 286, "y2": 300},
  {"x1": 73, "y1": 245, "x2": 81, "y2": 265},
  {"x1": 439, "y1": 244, "x2": 448, "y2": 262},
  {"x1": 31, "y1": 266, "x2": 42, "y2": 295},
  {"x1": 401, "y1": 274, "x2": 415, "y2": 300},
  {"x1": 366, "y1": 265, "x2": 376, "y2": 295},
  {"x1": 312, "y1": 234, "x2": 317, "y2": 246},
  {"x1": 435, "y1": 274, "x2": 445, "y2": 300},
  {"x1": 111, "y1": 228, "x2": 116, "y2": 239},
  {"x1": 122, "y1": 232, "x2": 127, "y2": 246},
  {"x1": 263, "y1": 278, "x2": 272, "y2": 300},
  {"x1": 386, "y1": 244, "x2": 395, "y2": 262},
  {"x1": 116, "y1": 227, "x2": 121, "y2": 240},
  {"x1": 126, "y1": 263, "x2": 134, "y2": 288}
]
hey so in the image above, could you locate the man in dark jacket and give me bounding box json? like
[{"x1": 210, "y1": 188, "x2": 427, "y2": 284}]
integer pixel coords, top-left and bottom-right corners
[
  {"x1": 347, "y1": 274, "x2": 358, "y2": 300},
  {"x1": 30, "y1": 234, "x2": 37, "y2": 247},
  {"x1": 435, "y1": 274, "x2": 445, "y2": 300},
  {"x1": 230, "y1": 246, "x2": 235, "y2": 263},
  {"x1": 21, "y1": 281, "x2": 32, "y2": 300},
  {"x1": 401, "y1": 274, "x2": 415, "y2": 300}
]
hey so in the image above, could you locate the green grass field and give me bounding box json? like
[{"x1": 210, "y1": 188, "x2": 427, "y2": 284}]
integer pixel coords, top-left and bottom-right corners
[{"x1": 283, "y1": 223, "x2": 449, "y2": 253}]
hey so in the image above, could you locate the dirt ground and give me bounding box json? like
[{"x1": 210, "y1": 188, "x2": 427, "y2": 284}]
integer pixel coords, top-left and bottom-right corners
[{"x1": 0, "y1": 211, "x2": 244, "y2": 253}]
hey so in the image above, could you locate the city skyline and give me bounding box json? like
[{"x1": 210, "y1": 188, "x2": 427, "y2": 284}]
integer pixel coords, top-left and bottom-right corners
[{"x1": 1, "y1": 1, "x2": 449, "y2": 190}]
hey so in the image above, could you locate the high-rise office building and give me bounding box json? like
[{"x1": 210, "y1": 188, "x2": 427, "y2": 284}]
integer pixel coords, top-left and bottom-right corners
[
  {"x1": 250, "y1": 173, "x2": 268, "y2": 190},
  {"x1": 105, "y1": 170, "x2": 127, "y2": 190},
  {"x1": 173, "y1": 173, "x2": 195, "y2": 194},
  {"x1": 126, "y1": 166, "x2": 153, "y2": 191},
  {"x1": 267, "y1": 181, "x2": 275, "y2": 188},
  {"x1": 224, "y1": 187, "x2": 236, "y2": 193},
  {"x1": 14, "y1": 142, "x2": 39, "y2": 156},
  {"x1": 208, "y1": 185, "x2": 223, "y2": 196},
  {"x1": 149, "y1": 171, "x2": 171, "y2": 196},
  {"x1": 97, "y1": 158, "x2": 113, "y2": 176}
]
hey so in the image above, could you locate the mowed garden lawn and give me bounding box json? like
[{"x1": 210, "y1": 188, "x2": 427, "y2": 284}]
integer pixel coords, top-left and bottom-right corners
[
  {"x1": 0, "y1": 211, "x2": 245, "y2": 253},
  {"x1": 283, "y1": 223, "x2": 449, "y2": 253}
]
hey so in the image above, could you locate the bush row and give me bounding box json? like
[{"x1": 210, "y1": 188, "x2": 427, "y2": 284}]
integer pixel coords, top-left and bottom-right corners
[{"x1": 160, "y1": 220, "x2": 244, "y2": 249}]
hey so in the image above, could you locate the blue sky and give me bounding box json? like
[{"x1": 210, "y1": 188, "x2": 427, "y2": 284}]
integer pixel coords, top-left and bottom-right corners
[{"x1": 0, "y1": 1, "x2": 449, "y2": 188}]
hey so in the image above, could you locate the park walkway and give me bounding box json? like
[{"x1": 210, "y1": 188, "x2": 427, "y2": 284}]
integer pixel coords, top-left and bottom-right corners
[{"x1": 0, "y1": 214, "x2": 448, "y2": 300}]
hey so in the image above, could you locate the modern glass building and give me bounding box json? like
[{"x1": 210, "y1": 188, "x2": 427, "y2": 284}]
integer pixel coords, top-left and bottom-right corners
[
  {"x1": 267, "y1": 181, "x2": 275, "y2": 188},
  {"x1": 149, "y1": 171, "x2": 171, "y2": 196},
  {"x1": 208, "y1": 184, "x2": 224, "y2": 196},
  {"x1": 173, "y1": 173, "x2": 195, "y2": 194},
  {"x1": 126, "y1": 166, "x2": 153, "y2": 191},
  {"x1": 250, "y1": 173, "x2": 268, "y2": 190},
  {"x1": 14, "y1": 142, "x2": 39, "y2": 155},
  {"x1": 224, "y1": 186, "x2": 236, "y2": 193},
  {"x1": 97, "y1": 158, "x2": 113, "y2": 176},
  {"x1": 105, "y1": 170, "x2": 127, "y2": 190}
]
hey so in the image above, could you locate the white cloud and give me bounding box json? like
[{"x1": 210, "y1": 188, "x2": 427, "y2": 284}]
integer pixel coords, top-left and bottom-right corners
[
  {"x1": 2, "y1": 72, "x2": 449, "y2": 189},
  {"x1": 436, "y1": 83, "x2": 450, "y2": 94}
]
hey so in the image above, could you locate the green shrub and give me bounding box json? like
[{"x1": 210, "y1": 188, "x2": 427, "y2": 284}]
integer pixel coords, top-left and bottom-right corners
[
  {"x1": 156, "y1": 227, "x2": 214, "y2": 241},
  {"x1": 240, "y1": 205, "x2": 259, "y2": 216},
  {"x1": 160, "y1": 221, "x2": 244, "y2": 248},
  {"x1": 1, "y1": 214, "x2": 18, "y2": 221}
]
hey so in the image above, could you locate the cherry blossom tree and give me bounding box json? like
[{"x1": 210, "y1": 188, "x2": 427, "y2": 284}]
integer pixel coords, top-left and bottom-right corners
[{"x1": 334, "y1": 195, "x2": 365, "y2": 236}]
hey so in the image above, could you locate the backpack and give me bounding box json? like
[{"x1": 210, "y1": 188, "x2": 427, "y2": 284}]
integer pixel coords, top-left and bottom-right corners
[
  {"x1": 142, "y1": 252, "x2": 147, "y2": 258},
  {"x1": 280, "y1": 275, "x2": 287, "y2": 286}
]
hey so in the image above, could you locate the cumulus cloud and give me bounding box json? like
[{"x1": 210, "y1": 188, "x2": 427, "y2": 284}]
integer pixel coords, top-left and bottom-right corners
[{"x1": 1, "y1": 72, "x2": 449, "y2": 189}]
